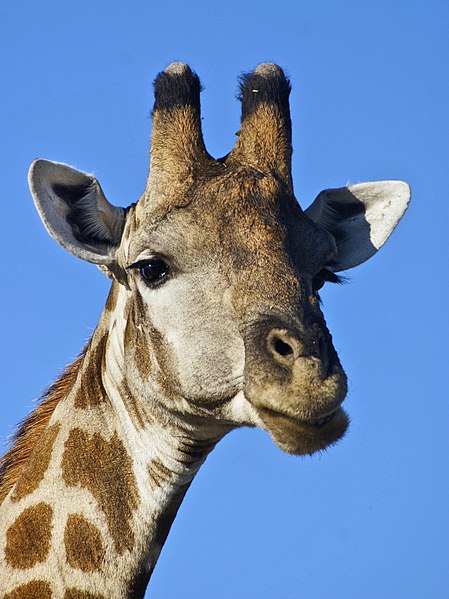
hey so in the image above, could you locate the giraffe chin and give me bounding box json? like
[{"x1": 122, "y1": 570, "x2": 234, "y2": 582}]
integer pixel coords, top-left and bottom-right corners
[{"x1": 255, "y1": 406, "x2": 349, "y2": 456}]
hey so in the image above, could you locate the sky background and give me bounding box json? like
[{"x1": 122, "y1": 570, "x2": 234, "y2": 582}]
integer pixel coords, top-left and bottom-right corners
[{"x1": 1, "y1": 1, "x2": 448, "y2": 597}]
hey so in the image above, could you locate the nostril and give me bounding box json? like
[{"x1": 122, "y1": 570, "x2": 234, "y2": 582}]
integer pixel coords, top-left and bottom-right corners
[
  {"x1": 267, "y1": 330, "x2": 299, "y2": 364},
  {"x1": 273, "y1": 338, "x2": 294, "y2": 358}
]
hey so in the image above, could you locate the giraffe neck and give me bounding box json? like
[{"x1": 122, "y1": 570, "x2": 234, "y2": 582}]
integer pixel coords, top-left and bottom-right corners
[{"x1": 0, "y1": 284, "x2": 226, "y2": 598}]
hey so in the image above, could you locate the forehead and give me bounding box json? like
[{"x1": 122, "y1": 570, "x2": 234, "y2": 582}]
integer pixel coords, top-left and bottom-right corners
[{"x1": 128, "y1": 167, "x2": 335, "y2": 272}]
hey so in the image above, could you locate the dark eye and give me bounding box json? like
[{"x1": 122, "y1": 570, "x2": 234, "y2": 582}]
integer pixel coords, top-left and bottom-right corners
[{"x1": 130, "y1": 258, "x2": 170, "y2": 287}]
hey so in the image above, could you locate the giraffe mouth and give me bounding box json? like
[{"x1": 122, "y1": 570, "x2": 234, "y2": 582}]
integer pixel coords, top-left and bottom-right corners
[
  {"x1": 260, "y1": 406, "x2": 343, "y2": 429},
  {"x1": 312, "y1": 409, "x2": 339, "y2": 428},
  {"x1": 255, "y1": 406, "x2": 349, "y2": 455}
]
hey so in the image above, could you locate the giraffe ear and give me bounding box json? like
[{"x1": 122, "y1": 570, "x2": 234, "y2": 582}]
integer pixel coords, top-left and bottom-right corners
[
  {"x1": 29, "y1": 159, "x2": 126, "y2": 266},
  {"x1": 305, "y1": 181, "x2": 411, "y2": 272}
]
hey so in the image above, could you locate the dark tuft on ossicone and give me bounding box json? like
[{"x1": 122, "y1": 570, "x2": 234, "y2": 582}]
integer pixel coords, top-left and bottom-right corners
[
  {"x1": 153, "y1": 64, "x2": 203, "y2": 113},
  {"x1": 238, "y1": 64, "x2": 291, "y2": 121}
]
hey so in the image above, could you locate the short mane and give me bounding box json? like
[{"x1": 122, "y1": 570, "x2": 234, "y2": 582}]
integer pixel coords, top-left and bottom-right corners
[{"x1": 0, "y1": 344, "x2": 88, "y2": 503}]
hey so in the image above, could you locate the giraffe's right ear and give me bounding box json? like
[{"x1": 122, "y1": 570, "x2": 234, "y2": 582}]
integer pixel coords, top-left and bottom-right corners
[{"x1": 29, "y1": 159, "x2": 126, "y2": 267}]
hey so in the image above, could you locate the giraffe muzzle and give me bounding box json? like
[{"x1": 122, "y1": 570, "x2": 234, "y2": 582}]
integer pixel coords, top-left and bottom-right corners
[{"x1": 243, "y1": 317, "x2": 349, "y2": 455}]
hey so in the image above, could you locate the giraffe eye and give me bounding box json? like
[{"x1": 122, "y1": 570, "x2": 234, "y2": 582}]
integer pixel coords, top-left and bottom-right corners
[
  {"x1": 129, "y1": 257, "x2": 170, "y2": 287},
  {"x1": 140, "y1": 259, "x2": 170, "y2": 286}
]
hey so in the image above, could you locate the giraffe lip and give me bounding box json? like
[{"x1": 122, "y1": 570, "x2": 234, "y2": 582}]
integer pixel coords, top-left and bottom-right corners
[
  {"x1": 255, "y1": 405, "x2": 349, "y2": 455},
  {"x1": 287, "y1": 407, "x2": 343, "y2": 429},
  {"x1": 312, "y1": 410, "x2": 339, "y2": 428},
  {"x1": 257, "y1": 405, "x2": 345, "y2": 431}
]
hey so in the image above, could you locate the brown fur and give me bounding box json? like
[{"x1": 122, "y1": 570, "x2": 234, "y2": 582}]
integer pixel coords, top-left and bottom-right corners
[
  {"x1": 4, "y1": 581, "x2": 52, "y2": 599},
  {"x1": 11, "y1": 423, "x2": 60, "y2": 502},
  {"x1": 5, "y1": 502, "x2": 53, "y2": 568},
  {"x1": 62, "y1": 428, "x2": 139, "y2": 554},
  {"x1": 176, "y1": 438, "x2": 216, "y2": 465},
  {"x1": 230, "y1": 105, "x2": 292, "y2": 187},
  {"x1": 124, "y1": 309, "x2": 152, "y2": 382},
  {"x1": 0, "y1": 347, "x2": 87, "y2": 504},
  {"x1": 64, "y1": 513, "x2": 105, "y2": 572},
  {"x1": 121, "y1": 306, "x2": 155, "y2": 429},
  {"x1": 117, "y1": 378, "x2": 148, "y2": 429},
  {"x1": 152, "y1": 109, "x2": 208, "y2": 175},
  {"x1": 74, "y1": 334, "x2": 108, "y2": 409},
  {"x1": 64, "y1": 590, "x2": 107, "y2": 599},
  {"x1": 104, "y1": 280, "x2": 119, "y2": 312},
  {"x1": 147, "y1": 458, "x2": 173, "y2": 491}
]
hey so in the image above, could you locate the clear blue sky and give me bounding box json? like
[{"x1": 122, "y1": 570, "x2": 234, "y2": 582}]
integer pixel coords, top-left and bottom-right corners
[{"x1": 1, "y1": 1, "x2": 448, "y2": 597}]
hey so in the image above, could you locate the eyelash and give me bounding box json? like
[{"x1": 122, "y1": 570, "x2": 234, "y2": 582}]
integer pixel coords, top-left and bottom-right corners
[
  {"x1": 312, "y1": 268, "x2": 344, "y2": 293},
  {"x1": 318, "y1": 269, "x2": 343, "y2": 284}
]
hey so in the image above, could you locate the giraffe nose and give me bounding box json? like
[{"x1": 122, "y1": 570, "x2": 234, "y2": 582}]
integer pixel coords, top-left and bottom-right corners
[{"x1": 267, "y1": 327, "x2": 329, "y2": 370}]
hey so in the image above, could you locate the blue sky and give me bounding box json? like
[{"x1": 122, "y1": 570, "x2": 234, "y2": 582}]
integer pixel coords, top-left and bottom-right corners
[{"x1": 1, "y1": 1, "x2": 448, "y2": 597}]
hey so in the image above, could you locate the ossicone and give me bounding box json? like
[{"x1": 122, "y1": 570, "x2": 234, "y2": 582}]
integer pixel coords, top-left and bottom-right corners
[{"x1": 227, "y1": 63, "x2": 293, "y2": 189}]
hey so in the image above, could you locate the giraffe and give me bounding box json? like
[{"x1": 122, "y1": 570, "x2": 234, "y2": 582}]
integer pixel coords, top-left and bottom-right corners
[{"x1": 0, "y1": 62, "x2": 410, "y2": 598}]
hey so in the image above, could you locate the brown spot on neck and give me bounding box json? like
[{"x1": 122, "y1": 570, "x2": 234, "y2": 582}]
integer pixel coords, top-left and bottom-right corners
[
  {"x1": 64, "y1": 513, "x2": 105, "y2": 572},
  {"x1": 65, "y1": 590, "x2": 107, "y2": 599},
  {"x1": 11, "y1": 423, "x2": 60, "y2": 502},
  {"x1": 62, "y1": 428, "x2": 139, "y2": 554},
  {"x1": 117, "y1": 379, "x2": 150, "y2": 429},
  {"x1": 120, "y1": 298, "x2": 157, "y2": 429},
  {"x1": 5, "y1": 581, "x2": 52, "y2": 599},
  {"x1": 5, "y1": 502, "x2": 53, "y2": 568},
  {"x1": 0, "y1": 346, "x2": 87, "y2": 504},
  {"x1": 104, "y1": 280, "x2": 120, "y2": 312},
  {"x1": 124, "y1": 306, "x2": 153, "y2": 382},
  {"x1": 74, "y1": 334, "x2": 108, "y2": 409}
]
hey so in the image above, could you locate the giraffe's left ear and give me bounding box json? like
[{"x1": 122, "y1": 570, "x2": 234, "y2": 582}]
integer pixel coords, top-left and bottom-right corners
[
  {"x1": 305, "y1": 181, "x2": 411, "y2": 272},
  {"x1": 29, "y1": 159, "x2": 126, "y2": 267}
]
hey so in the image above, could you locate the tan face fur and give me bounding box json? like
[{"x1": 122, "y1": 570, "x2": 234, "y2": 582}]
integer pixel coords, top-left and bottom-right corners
[{"x1": 117, "y1": 163, "x2": 348, "y2": 455}]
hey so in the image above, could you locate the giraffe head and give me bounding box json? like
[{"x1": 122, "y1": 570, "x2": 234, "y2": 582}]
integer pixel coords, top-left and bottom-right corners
[{"x1": 28, "y1": 63, "x2": 409, "y2": 455}]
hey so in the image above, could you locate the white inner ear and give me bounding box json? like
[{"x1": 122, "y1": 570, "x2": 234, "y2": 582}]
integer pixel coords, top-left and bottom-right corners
[
  {"x1": 29, "y1": 159, "x2": 125, "y2": 266},
  {"x1": 351, "y1": 181, "x2": 410, "y2": 250},
  {"x1": 305, "y1": 180, "x2": 411, "y2": 271}
]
